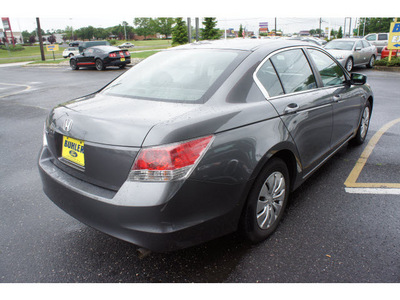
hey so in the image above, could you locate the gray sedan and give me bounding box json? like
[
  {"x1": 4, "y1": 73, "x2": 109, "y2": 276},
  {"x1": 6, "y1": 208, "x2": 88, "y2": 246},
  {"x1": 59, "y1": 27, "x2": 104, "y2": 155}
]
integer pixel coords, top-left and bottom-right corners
[
  {"x1": 38, "y1": 39, "x2": 373, "y2": 252},
  {"x1": 324, "y1": 38, "x2": 377, "y2": 72}
]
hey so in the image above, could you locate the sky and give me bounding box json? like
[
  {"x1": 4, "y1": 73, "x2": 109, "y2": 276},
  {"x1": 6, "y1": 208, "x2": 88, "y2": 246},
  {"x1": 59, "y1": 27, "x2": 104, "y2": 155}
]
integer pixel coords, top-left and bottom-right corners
[{"x1": 2, "y1": 0, "x2": 399, "y2": 35}]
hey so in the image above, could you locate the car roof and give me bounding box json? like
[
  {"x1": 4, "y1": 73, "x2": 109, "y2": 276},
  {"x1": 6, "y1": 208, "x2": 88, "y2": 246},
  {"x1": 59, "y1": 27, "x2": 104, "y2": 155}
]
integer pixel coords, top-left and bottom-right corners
[{"x1": 169, "y1": 38, "x2": 312, "y2": 52}]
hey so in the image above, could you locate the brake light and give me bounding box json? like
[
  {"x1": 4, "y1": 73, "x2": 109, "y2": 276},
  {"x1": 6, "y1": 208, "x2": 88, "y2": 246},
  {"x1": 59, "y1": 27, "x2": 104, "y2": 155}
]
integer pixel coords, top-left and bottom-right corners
[
  {"x1": 109, "y1": 53, "x2": 117, "y2": 58},
  {"x1": 124, "y1": 51, "x2": 130, "y2": 56},
  {"x1": 129, "y1": 136, "x2": 214, "y2": 181}
]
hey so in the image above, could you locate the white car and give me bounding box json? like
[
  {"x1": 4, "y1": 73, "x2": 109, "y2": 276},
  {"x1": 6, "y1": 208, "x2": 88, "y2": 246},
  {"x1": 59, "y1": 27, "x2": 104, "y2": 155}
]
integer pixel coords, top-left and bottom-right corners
[
  {"x1": 118, "y1": 42, "x2": 135, "y2": 49},
  {"x1": 62, "y1": 47, "x2": 80, "y2": 58}
]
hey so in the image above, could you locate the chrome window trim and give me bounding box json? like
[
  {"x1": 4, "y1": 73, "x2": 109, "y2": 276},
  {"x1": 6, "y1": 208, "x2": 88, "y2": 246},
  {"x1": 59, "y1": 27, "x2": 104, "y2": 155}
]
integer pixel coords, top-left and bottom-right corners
[{"x1": 253, "y1": 45, "x2": 348, "y2": 101}]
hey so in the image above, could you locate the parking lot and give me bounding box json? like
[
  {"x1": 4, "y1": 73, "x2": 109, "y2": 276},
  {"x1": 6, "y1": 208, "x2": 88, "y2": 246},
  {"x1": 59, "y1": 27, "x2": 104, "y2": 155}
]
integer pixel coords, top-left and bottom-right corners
[{"x1": 0, "y1": 63, "x2": 399, "y2": 283}]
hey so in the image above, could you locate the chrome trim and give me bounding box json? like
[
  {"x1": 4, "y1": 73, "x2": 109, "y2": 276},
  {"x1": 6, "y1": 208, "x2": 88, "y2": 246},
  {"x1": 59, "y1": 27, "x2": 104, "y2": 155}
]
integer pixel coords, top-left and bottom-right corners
[{"x1": 253, "y1": 45, "x2": 350, "y2": 101}]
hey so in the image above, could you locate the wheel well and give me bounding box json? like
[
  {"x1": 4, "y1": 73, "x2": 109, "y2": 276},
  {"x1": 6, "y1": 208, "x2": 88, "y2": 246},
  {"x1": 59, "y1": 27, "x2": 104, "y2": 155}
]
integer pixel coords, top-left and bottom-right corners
[
  {"x1": 367, "y1": 96, "x2": 373, "y2": 111},
  {"x1": 270, "y1": 150, "x2": 298, "y2": 192}
]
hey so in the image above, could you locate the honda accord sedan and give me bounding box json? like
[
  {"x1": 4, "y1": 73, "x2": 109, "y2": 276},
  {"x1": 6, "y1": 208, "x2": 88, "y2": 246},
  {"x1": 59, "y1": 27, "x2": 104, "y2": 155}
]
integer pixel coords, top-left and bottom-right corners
[
  {"x1": 39, "y1": 39, "x2": 373, "y2": 252},
  {"x1": 70, "y1": 45, "x2": 131, "y2": 71}
]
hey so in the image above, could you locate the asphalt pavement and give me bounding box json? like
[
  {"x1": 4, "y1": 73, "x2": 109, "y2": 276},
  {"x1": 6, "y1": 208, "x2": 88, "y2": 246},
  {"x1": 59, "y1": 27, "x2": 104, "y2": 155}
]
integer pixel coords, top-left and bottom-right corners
[{"x1": 0, "y1": 63, "x2": 399, "y2": 283}]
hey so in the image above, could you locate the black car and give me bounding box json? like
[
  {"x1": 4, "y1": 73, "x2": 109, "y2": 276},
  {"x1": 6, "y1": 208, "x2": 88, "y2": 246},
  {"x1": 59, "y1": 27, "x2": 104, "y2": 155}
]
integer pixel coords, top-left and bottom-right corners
[
  {"x1": 39, "y1": 39, "x2": 373, "y2": 252},
  {"x1": 70, "y1": 46, "x2": 131, "y2": 71}
]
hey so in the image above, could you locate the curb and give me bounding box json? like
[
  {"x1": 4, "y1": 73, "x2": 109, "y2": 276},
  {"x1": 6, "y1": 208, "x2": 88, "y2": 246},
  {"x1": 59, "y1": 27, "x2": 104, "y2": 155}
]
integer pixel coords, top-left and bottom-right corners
[{"x1": 373, "y1": 66, "x2": 400, "y2": 72}]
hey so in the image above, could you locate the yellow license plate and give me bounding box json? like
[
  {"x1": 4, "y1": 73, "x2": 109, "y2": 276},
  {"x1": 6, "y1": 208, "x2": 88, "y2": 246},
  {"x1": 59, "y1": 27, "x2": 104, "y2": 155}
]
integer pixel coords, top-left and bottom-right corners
[
  {"x1": 120, "y1": 58, "x2": 125, "y2": 62},
  {"x1": 62, "y1": 136, "x2": 85, "y2": 167}
]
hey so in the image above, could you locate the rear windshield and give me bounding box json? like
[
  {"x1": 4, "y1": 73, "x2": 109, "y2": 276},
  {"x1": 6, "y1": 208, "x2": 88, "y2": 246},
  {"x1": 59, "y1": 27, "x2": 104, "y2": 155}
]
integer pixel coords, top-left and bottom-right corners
[{"x1": 101, "y1": 49, "x2": 243, "y2": 103}]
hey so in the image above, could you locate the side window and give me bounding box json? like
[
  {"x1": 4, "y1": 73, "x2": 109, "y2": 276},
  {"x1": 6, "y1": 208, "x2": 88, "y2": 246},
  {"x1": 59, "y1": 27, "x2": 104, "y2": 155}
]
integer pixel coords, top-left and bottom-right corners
[
  {"x1": 270, "y1": 49, "x2": 317, "y2": 94},
  {"x1": 355, "y1": 41, "x2": 363, "y2": 49},
  {"x1": 366, "y1": 34, "x2": 376, "y2": 41},
  {"x1": 378, "y1": 33, "x2": 388, "y2": 41},
  {"x1": 308, "y1": 49, "x2": 346, "y2": 87},
  {"x1": 255, "y1": 59, "x2": 284, "y2": 97},
  {"x1": 362, "y1": 40, "x2": 370, "y2": 48}
]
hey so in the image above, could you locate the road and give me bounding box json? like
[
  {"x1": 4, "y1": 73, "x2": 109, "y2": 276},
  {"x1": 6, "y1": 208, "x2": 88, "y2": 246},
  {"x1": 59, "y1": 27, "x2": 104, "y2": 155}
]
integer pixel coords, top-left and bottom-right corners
[{"x1": 0, "y1": 63, "x2": 399, "y2": 283}]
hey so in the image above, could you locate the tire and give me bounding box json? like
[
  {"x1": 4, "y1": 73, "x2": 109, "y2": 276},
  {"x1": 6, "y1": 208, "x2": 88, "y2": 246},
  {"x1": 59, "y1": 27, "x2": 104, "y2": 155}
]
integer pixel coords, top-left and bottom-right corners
[
  {"x1": 68, "y1": 53, "x2": 74, "y2": 58},
  {"x1": 345, "y1": 57, "x2": 353, "y2": 72},
  {"x1": 366, "y1": 55, "x2": 375, "y2": 68},
  {"x1": 95, "y1": 59, "x2": 105, "y2": 71},
  {"x1": 70, "y1": 59, "x2": 79, "y2": 70},
  {"x1": 241, "y1": 158, "x2": 290, "y2": 243},
  {"x1": 352, "y1": 102, "x2": 371, "y2": 145}
]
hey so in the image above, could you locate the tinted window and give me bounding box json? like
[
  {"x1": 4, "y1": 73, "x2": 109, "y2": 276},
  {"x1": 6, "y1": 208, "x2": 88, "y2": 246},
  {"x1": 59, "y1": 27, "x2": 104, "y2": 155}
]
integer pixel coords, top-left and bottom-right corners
[
  {"x1": 102, "y1": 49, "x2": 242, "y2": 102},
  {"x1": 378, "y1": 33, "x2": 388, "y2": 41},
  {"x1": 308, "y1": 49, "x2": 346, "y2": 87},
  {"x1": 255, "y1": 60, "x2": 284, "y2": 97},
  {"x1": 270, "y1": 49, "x2": 316, "y2": 94}
]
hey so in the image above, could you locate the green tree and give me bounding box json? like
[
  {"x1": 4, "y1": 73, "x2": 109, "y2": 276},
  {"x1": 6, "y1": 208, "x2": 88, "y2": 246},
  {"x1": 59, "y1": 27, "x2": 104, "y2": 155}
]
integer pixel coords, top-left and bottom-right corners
[
  {"x1": 201, "y1": 17, "x2": 220, "y2": 40},
  {"x1": 358, "y1": 17, "x2": 395, "y2": 35},
  {"x1": 172, "y1": 18, "x2": 188, "y2": 46},
  {"x1": 153, "y1": 18, "x2": 175, "y2": 39},
  {"x1": 134, "y1": 18, "x2": 156, "y2": 39},
  {"x1": 337, "y1": 26, "x2": 343, "y2": 38},
  {"x1": 238, "y1": 24, "x2": 243, "y2": 37}
]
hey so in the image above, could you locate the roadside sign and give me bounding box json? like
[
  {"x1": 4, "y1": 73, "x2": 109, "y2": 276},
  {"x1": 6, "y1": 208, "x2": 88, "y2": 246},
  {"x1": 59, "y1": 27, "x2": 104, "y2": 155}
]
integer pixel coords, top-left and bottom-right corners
[
  {"x1": 46, "y1": 44, "x2": 59, "y2": 51},
  {"x1": 387, "y1": 20, "x2": 399, "y2": 61}
]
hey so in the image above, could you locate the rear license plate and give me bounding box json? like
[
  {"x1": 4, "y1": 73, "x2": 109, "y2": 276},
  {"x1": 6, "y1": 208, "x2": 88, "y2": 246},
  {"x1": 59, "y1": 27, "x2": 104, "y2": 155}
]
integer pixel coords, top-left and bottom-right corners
[
  {"x1": 62, "y1": 136, "x2": 85, "y2": 167},
  {"x1": 120, "y1": 58, "x2": 125, "y2": 62}
]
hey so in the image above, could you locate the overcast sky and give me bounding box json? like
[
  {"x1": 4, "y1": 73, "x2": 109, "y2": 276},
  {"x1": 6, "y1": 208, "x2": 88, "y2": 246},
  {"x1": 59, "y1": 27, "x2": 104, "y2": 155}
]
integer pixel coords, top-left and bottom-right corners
[{"x1": 2, "y1": 0, "x2": 398, "y2": 34}]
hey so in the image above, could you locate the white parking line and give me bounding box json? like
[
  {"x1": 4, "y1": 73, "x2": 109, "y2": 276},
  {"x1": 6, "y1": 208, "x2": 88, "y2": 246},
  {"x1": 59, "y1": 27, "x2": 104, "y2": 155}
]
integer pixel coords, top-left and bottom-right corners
[{"x1": 345, "y1": 188, "x2": 400, "y2": 195}]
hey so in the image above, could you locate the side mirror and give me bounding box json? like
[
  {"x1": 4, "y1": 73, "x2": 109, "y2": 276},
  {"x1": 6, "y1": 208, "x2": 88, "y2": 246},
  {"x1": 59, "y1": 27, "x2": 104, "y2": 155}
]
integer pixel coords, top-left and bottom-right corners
[{"x1": 351, "y1": 73, "x2": 367, "y2": 85}]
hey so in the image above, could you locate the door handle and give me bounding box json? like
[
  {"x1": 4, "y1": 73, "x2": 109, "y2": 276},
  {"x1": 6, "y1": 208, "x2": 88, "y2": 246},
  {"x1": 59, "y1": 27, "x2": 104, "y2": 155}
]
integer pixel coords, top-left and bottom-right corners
[
  {"x1": 333, "y1": 94, "x2": 342, "y2": 102},
  {"x1": 284, "y1": 103, "x2": 299, "y2": 114}
]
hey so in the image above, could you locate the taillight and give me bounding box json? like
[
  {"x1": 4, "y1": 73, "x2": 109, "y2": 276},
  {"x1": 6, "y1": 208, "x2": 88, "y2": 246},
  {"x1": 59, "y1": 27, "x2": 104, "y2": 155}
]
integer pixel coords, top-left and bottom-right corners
[
  {"x1": 124, "y1": 51, "x2": 130, "y2": 56},
  {"x1": 129, "y1": 136, "x2": 214, "y2": 181},
  {"x1": 109, "y1": 53, "x2": 117, "y2": 58},
  {"x1": 119, "y1": 51, "x2": 124, "y2": 57}
]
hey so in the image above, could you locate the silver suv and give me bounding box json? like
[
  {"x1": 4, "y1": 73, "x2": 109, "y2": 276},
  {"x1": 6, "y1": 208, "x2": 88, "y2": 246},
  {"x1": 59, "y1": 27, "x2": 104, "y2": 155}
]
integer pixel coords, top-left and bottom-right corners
[{"x1": 364, "y1": 33, "x2": 388, "y2": 53}]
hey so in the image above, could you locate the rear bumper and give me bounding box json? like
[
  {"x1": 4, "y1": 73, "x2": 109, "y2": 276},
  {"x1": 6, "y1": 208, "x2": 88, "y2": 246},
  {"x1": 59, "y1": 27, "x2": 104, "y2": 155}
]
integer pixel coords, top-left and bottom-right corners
[
  {"x1": 106, "y1": 58, "x2": 131, "y2": 66},
  {"x1": 38, "y1": 146, "x2": 246, "y2": 252}
]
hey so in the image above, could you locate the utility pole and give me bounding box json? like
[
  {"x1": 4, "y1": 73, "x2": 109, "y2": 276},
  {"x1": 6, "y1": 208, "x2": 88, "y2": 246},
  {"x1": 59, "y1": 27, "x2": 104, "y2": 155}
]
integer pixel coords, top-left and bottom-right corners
[
  {"x1": 36, "y1": 17, "x2": 45, "y2": 61},
  {"x1": 187, "y1": 17, "x2": 192, "y2": 43},
  {"x1": 195, "y1": 17, "x2": 199, "y2": 42},
  {"x1": 319, "y1": 18, "x2": 322, "y2": 38},
  {"x1": 275, "y1": 17, "x2": 277, "y2": 36}
]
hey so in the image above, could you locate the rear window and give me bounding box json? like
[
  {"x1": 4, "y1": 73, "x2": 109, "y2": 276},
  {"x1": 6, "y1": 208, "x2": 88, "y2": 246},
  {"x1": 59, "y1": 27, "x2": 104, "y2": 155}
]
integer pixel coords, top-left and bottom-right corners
[
  {"x1": 102, "y1": 49, "x2": 243, "y2": 102},
  {"x1": 378, "y1": 33, "x2": 388, "y2": 41}
]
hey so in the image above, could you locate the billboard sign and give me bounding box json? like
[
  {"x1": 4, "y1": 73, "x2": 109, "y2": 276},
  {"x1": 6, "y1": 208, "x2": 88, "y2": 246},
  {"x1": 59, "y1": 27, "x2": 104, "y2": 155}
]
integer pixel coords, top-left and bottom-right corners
[{"x1": 2, "y1": 18, "x2": 10, "y2": 30}]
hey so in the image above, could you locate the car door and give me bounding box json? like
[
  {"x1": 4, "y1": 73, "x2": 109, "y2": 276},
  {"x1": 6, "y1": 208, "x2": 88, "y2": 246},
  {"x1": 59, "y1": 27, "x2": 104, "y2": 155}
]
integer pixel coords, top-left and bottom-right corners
[
  {"x1": 307, "y1": 48, "x2": 363, "y2": 149},
  {"x1": 254, "y1": 47, "x2": 333, "y2": 176},
  {"x1": 80, "y1": 48, "x2": 95, "y2": 66},
  {"x1": 353, "y1": 40, "x2": 365, "y2": 65}
]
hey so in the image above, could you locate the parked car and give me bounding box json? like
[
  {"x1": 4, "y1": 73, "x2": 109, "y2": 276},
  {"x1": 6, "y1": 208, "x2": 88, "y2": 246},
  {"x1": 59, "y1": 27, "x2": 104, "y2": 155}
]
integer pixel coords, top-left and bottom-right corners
[
  {"x1": 363, "y1": 33, "x2": 388, "y2": 53},
  {"x1": 119, "y1": 42, "x2": 135, "y2": 48},
  {"x1": 381, "y1": 46, "x2": 399, "y2": 59},
  {"x1": 62, "y1": 47, "x2": 80, "y2": 58},
  {"x1": 289, "y1": 36, "x2": 326, "y2": 46},
  {"x1": 78, "y1": 40, "x2": 110, "y2": 53},
  {"x1": 39, "y1": 39, "x2": 373, "y2": 252},
  {"x1": 324, "y1": 38, "x2": 377, "y2": 72},
  {"x1": 69, "y1": 46, "x2": 131, "y2": 71}
]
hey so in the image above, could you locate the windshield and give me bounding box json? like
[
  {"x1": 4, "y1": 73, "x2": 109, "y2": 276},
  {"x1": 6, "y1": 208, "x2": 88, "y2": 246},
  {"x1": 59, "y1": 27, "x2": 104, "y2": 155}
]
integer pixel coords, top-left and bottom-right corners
[
  {"x1": 101, "y1": 49, "x2": 243, "y2": 102},
  {"x1": 325, "y1": 40, "x2": 355, "y2": 50}
]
